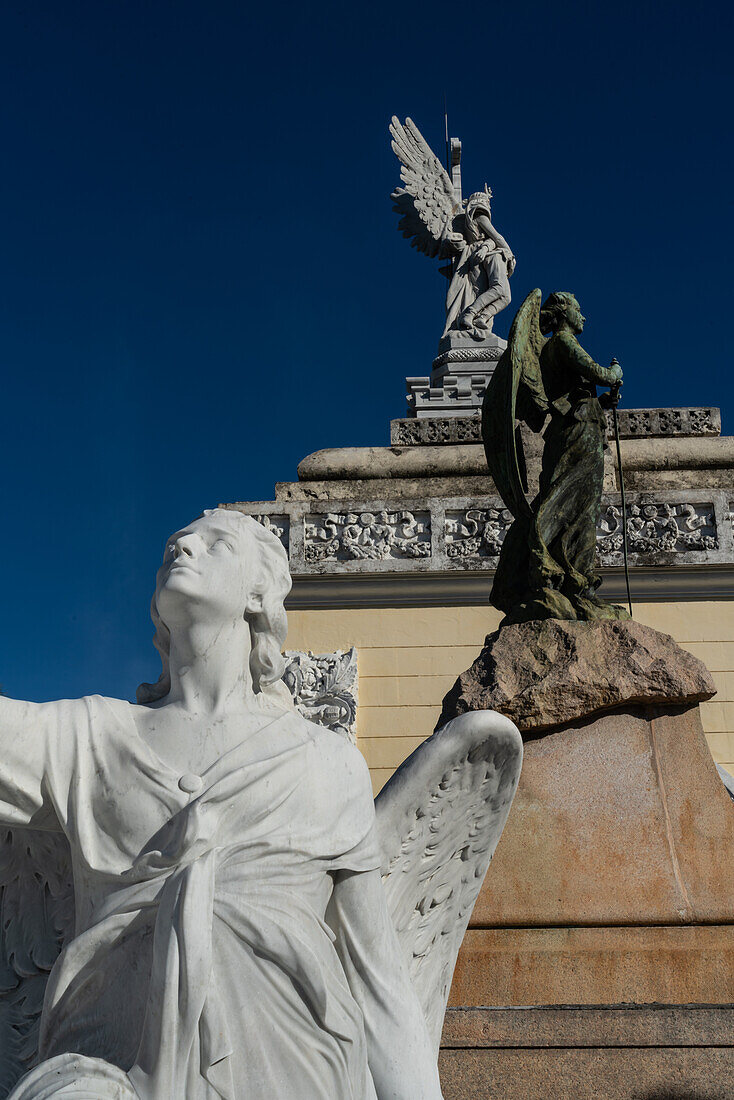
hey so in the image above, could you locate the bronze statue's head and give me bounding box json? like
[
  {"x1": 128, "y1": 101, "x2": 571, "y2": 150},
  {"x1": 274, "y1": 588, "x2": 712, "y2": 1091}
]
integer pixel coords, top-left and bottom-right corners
[{"x1": 539, "y1": 292, "x2": 585, "y2": 335}]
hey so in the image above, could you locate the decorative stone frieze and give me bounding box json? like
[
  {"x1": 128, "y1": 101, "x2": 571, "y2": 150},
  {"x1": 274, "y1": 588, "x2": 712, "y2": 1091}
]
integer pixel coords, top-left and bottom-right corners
[
  {"x1": 251, "y1": 512, "x2": 290, "y2": 548},
  {"x1": 391, "y1": 416, "x2": 483, "y2": 446},
  {"x1": 283, "y1": 648, "x2": 358, "y2": 743},
  {"x1": 391, "y1": 408, "x2": 722, "y2": 447},
  {"x1": 603, "y1": 406, "x2": 721, "y2": 439},
  {"x1": 225, "y1": 490, "x2": 733, "y2": 578},
  {"x1": 597, "y1": 502, "x2": 717, "y2": 560},
  {"x1": 303, "y1": 509, "x2": 431, "y2": 563},
  {"x1": 445, "y1": 507, "x2": 513, "y2": 559}
]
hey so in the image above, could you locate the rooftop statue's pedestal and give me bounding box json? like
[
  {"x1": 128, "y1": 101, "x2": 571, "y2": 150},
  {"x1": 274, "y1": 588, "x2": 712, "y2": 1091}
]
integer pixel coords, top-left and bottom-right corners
[{"x1": 437, "y1": 618, "x2": 734, "y2": 1099}]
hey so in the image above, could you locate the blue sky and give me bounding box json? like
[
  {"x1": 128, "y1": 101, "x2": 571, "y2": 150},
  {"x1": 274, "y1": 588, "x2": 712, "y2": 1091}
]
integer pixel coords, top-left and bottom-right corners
[{"x1": 1, "y1": 0, "x2": 732, "y2": 702}]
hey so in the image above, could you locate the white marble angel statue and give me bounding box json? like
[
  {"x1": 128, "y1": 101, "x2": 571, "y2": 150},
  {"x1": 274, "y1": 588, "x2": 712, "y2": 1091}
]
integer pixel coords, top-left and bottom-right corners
[
  {"x1": 390, "y1": 116, "x2": 516, "y2": 341},
  {"x1": 0, "y1": 508, "x2": 522, "y2": 1100}
]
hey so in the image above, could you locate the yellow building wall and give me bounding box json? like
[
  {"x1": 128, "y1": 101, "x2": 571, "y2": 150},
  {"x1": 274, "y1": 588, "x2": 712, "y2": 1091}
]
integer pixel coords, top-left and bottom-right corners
[{"x1": 286, "y1": 601, "x2": 734, "y2": 794}]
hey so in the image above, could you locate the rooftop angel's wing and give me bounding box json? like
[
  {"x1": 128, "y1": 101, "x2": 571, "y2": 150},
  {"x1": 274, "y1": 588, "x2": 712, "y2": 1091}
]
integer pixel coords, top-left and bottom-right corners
[
  {"x1": 390, "y1": 116, "x2": 462, "y2": 259},
  {"x1": 481, "y1": 288, "x2": 549, "y2": 520},
  {"x1": 0, "y1": 829, "x2": 74, "y2": 1098},
  {"x1": 374, "y1": 710, "x2": 522, "y2": 1052}
]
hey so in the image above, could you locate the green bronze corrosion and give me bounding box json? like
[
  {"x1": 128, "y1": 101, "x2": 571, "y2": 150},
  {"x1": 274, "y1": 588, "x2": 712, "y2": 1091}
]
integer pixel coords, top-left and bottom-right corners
[{"x1": 482, "y1": 289, "x2": 630, "y2": 624}]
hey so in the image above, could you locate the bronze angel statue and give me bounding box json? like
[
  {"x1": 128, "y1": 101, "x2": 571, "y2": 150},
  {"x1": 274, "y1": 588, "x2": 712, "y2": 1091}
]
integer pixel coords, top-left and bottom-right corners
[
  {"x1": 482, "y1": 289, "x2": 630, "y2": 624},
  {"x1": 390, "y1": 116, "x2": 515, "y2": 341},
  {"x1": 0, "y1": 508, "x2": 522, "y2": 1099}
]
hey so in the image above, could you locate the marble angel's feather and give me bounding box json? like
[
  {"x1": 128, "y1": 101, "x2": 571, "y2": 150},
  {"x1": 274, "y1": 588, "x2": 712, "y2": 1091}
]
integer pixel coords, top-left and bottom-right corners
[
  {"x1": 374, "y1": 710, "x2": 522, "y2": 1052},
  {"x1": 0, "y1": 829, "x2": 74, "y2": 1097},
  {"x1": 390, "y1": 116, "x2": 462, "y2": 259}
]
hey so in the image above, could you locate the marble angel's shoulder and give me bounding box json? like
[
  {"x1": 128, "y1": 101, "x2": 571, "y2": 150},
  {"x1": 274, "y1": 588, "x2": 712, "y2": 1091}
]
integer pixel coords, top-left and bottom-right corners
[
  {"x1": 0, "y1": 692, "x2": 109, "y2": 738},
  {"x1": 297, "y1": 714, "x2": 373, "y2": 801}
]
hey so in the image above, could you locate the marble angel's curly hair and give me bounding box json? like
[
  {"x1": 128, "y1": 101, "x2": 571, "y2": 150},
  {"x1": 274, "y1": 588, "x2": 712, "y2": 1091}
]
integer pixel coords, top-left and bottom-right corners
[
  {"x1": 539, "y1": 291, "x2": 577, "y2": 335},
  {"x1": 136, "y1": 509, "x2": 293, "y2": 708}
]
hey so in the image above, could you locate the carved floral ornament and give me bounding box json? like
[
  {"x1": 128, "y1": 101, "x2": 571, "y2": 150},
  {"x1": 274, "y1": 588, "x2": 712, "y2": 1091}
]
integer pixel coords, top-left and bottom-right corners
[
  {"x1": 445, "y1": 507, "x2": 514, "y2": 558},
  {"x1": 304, "y1": 510, "x2": 431, "y2": 563},
  {"x1": 239, "y1": 499, "x2": 722, "y2": 571},
  {"x1": 283, "y1": 649, "x2": 358, "y2": 743},
  {"x1": 597, "y1": 502, "x2": 718, "y2": 555}
]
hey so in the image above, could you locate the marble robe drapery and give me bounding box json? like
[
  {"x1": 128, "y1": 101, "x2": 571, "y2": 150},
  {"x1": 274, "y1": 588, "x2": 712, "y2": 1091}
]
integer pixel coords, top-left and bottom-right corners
[
  {"x1": 0, "y1": 695, "x2": 403, "y2": 1100},
  {"x1": 443, "y1": 241, "x2": 511, "y2": 338}
]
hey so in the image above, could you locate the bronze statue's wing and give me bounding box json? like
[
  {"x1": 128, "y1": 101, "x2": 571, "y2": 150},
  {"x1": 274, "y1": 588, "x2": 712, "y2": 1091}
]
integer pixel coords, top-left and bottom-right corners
[
  {"x1": 374, "y1": 711, "x2": 522, "y2": 1053},
  {"x1": 390, "y1": 116, "x2": 462, "y2": 258},
  {"x1": 0, "y1": 830, "x2": 75, "y2": 1097},
  {"x1": 481, "y1": 288, "x2": 549, "y2": 519}
]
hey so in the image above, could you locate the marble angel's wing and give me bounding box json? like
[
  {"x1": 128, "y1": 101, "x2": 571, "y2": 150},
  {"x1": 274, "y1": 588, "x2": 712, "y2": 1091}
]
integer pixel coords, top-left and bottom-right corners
[
  {"x1": 482, "y1": 287, "x2": 549, "y2": 520},
  {"x1": 0, "y1": 829, "x2": 74, "y2": 1097},
  {"x1": 390, "y1": 116, "x2": 462, "y2": 258},
  {"x1": 374, "y1": 710, "x2": 522, "y2": 1051}
]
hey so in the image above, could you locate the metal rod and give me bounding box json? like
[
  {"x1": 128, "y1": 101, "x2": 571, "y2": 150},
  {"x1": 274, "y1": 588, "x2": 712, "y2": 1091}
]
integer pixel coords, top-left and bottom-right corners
[{"x1": 609, "y1": 362, "x2": 633, "y2": 617}]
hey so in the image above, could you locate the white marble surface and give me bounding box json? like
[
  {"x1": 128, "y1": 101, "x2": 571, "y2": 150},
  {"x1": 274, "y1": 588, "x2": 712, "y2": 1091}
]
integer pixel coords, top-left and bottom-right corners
[
  {"x1": 390, "y1": 117, "x2": 515, "y2": 344},
  {"x1": 0, "y1": 509, "x2": 521, "y2": 1099}
]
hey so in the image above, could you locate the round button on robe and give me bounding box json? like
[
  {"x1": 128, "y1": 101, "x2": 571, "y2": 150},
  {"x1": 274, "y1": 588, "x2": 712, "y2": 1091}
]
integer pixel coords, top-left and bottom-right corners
[{"x1": 178, "y1": 773, "x2": 203, "y2": 794}]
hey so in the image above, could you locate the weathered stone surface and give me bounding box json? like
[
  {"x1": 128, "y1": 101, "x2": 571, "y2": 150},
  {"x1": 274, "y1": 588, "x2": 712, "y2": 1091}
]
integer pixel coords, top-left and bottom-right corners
[
  {"x1": 297, "y1": 443, "x2": 489, "y2": 481},
  {"x1": 466, "y1": 705, "x2": 734, "y2": 930},
  {"x1": 295, "y1": 435, "x2": 616, "y2": 491},
  {"x1": 438, "y1": 619, "x2": 716, "y2": 733},
  {"x1": 441, "y1": 1004, "x2": 734, "y2": 1049},
  {"x1": 438, "y1": 1045, "x2": 734, "y2": 1100},
  {"x1": 274, "y1": 474, "x2": 497, "y2": 502},
  {"x1": 450, "y1": 924, "x2": 734, "y2": 1006}
]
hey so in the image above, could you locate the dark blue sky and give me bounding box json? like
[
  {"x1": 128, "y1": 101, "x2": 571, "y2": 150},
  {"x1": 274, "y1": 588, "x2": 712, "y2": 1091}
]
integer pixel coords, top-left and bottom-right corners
[{"x1": 1, "y1": 0, "x2": 732, "y2": 702}]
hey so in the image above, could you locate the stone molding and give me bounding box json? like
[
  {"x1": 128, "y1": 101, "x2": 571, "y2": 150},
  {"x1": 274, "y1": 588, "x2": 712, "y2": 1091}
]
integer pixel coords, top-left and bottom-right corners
[
  {"x1": 283, "y1": 566, "x2": 734, "y2": 608},
  {"x1": 283, "y1": 648, "x2": 358, "y2": 742},
  {"x1": 431, "y1": 345, "x2": 505, "y2": 371},
  {"x1": 222, "y1": 489, "x2": 734, "y2": 579},
  {"x1": 406, "y1": 374, "x2": 490, "y2": 419},
  {"x1": 390, "y1": 407, "x2": 722, "y2": 447}
]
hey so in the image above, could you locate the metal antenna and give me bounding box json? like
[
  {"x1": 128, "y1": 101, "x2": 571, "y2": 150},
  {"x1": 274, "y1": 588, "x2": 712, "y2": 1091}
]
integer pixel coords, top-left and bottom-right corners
[{"x1": 443, "y1": 94, "x2": 450, "y2": 175}]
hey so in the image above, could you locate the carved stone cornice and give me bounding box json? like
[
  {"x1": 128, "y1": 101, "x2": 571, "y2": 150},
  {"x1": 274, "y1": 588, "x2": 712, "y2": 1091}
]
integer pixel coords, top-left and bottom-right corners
[{"x1": 220, "y1": 488, "x2": 734, "y2": 591}]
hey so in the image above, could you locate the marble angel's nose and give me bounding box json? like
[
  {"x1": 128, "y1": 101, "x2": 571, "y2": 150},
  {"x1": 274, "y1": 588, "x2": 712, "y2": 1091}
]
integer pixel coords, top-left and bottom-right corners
[{"x1": 179, "y1": 773, "x2": 203, "y2": 795}]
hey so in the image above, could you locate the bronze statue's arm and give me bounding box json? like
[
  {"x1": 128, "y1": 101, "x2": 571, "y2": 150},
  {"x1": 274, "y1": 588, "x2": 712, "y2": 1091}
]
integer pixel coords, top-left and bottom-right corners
[{"x1": 559, "y1": 331, "x2": 623, "y2": 387}]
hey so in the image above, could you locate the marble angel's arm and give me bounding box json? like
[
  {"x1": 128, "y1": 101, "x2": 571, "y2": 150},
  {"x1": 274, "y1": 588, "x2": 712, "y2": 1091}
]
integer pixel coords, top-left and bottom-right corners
[
  {"x1": 474, "y1": 212, "x2": 514, "y2": 263},
  {"x1": 560, "y1": 331, "x2": 622, "y2": 387},
  {"x1": 329, "y1": 866, "x2": 444, "y2": 1100},
  {"x1": 0, "y1": 696, "x2": 65, "y2": 827}
]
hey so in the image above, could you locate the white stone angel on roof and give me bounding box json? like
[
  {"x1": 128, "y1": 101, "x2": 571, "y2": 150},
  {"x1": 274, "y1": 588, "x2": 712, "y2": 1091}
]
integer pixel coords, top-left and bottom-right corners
[
  {"x1": 390, "y1": 116, "x2": 516, "y2": 342},
  {"x1": 0, "y1": 509, "x2": 521, "y2": 1099}
]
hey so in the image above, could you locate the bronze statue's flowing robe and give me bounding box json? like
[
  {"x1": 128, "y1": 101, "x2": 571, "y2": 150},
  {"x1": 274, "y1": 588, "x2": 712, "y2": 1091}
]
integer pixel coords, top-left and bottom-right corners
[{"x1": 491, "y1": 330, "x2": 627, "y2": 623}]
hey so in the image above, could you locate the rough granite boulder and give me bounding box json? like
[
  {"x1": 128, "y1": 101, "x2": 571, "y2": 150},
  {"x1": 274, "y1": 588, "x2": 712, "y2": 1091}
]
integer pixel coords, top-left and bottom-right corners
[{"x1": 437, "y1": 618, "x2": 716, "y2": 735}]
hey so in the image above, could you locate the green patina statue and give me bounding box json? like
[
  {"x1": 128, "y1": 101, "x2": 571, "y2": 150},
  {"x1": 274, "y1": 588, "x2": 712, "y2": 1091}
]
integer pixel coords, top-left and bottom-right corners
[{"x1": 482, "y1": 288, "x2": 630, "y2": 624}]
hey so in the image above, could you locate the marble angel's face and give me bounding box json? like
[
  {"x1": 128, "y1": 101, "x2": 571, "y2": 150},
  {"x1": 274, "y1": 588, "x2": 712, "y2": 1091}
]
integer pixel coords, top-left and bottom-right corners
[{"x1": 156, "y1": 513, "x2": 256, "y2": 626}]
